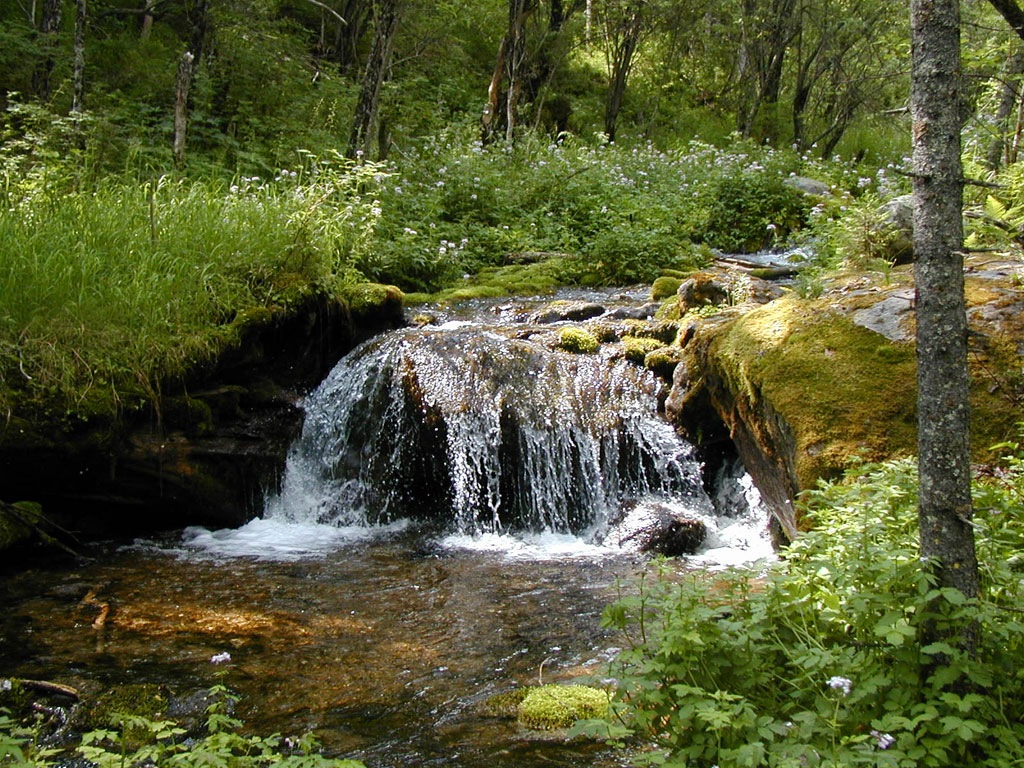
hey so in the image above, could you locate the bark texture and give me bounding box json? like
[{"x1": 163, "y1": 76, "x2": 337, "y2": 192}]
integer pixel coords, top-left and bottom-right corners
[
  {"x1": 347, "y1": 0, "x2": 401, "y2": 159},
  {"x1": 910, "y1": 0, "x2": 980, "y2": 601}
]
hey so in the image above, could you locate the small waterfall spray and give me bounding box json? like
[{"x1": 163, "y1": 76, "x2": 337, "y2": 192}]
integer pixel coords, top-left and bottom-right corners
[{"x1": 265, "y1": 321, "x2": 713, "y2": 538}]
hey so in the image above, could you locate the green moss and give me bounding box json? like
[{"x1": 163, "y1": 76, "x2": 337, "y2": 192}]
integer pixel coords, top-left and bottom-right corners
[
  {"x1": 711, "y1": 296, "x2": 918, "y2": 487},
  {"x1": 557, "y1": 327, "x2": 600, "y2": 354},
  {"x1": 644, "y1": 346, "x2": 683, "y2": 380},
  {"x1": 587, "y1": 322, "x2": 620, "y2": 343},
  {"x1": 516, "y1": 685, "x2": 609, "y2": 731},
  {"x1": 342, "y1": 282, "x2": 404, "y2": 320},
  {"x1": 650, "y1": 276, "x2": 683, "y2": 301},
  {"x1": 439, "y1": 285, "x2": 508, "y2": 302},
  {"x1": 482, "y1": 688, "x2": 530, "y2": 717},
  {"x1": 622, "y1": 336, "x2": 663, "y2": 365}
]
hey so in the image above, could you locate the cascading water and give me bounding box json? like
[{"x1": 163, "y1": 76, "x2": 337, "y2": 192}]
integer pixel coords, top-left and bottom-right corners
[
  {"x1": 265, "y1": 317, "x2": 713, "y2": 540},
  {"x1": 0, "y1": 292, "x2": 775, "y2": 768}
]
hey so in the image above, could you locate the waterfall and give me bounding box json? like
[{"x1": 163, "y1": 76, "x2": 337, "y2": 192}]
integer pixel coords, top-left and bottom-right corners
[{"x1": 264, "y1": 320, "x2": 713, "y2": 538}]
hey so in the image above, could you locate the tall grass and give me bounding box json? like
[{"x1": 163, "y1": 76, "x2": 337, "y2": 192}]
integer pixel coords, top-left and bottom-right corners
[{"x1": 0, "y1": 159, "x2": 383, "y2": 418}]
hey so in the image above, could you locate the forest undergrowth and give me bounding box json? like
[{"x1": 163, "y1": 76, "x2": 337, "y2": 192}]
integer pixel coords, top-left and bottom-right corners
[{"x1": 575, "y1": 446, "x2": 1024, "y2": 767}]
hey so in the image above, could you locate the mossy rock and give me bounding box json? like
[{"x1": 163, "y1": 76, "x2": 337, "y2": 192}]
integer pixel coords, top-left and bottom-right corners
[
  {"x1": 709, "y1": 297, "x2": 919, "y2": 488},
  {"x1": 342, "y1": 282, "x2": 404, "y2": 323},
  {"x1": 556, "y1": 327, "x2": 600, "y2": 354},
  {"x1": 644, "y1": 346, "x2": 683, "y2": 380},
  {"x1": 651, "y1": 276, "x2": 683, "y2": 301},
  {"x1": 516, "y1": 685, "x2": 609, "y2": 731},
  {"x1": 622, "y1": 336, "x2": 663, "y2": 364},
  {"x1": 0, "y1": 501, "x2": 41, "y2": 551}
]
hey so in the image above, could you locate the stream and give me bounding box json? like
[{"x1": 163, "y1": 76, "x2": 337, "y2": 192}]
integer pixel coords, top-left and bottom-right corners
[{"x1": 0, "y1": 288, "x2": 773, "y2": 767}]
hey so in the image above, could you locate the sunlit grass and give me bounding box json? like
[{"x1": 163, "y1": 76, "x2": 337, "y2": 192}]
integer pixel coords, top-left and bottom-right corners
[{"x1": 0, "y1": 163, "x2": 381, "y2": 417}]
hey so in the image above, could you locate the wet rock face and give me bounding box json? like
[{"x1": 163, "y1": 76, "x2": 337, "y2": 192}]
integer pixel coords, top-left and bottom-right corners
[
  {"x1": 0, "y1": 291, "x2": 405, "y2": 537},
  {"x1": 604, "y1": 502, "x2": 707, "y2": 556}
]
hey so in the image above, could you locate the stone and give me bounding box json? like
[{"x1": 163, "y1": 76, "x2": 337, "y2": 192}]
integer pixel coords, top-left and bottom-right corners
[
  {"x1": 677, "y1": 273, "x2": 730, "y2": 312},
  {"x1": 783, "y1": 175, "x2": 830, "y2": 196},
  {"x1": 607, "y1": 502, "x2": 707, "y2": 556},
  {"x1": 529, "y1": 300, "x2": 606, "y2": 324},
  {"x1": 876, "y1": 194, "x2": 915, "y2": 264}
]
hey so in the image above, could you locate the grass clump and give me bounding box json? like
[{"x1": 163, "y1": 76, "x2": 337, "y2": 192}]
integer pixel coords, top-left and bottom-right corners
[
  {"x1": 589, "y1": 449, "x2": 1024, "y2": 767},
  {"x1": 0, "y1": 159, "x2": 382, "y2": 421}
]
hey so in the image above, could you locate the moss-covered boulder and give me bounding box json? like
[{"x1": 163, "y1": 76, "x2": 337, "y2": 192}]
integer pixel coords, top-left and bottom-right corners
[
  {"x1": 556, "y1": 327, "x2": 600, "y2": 354},
  {"x1": 668, "y1": 255, "x2": 1024, "y2": 539},
  {"x1": 516, "y1": 685, "x2": 609, "y2": 731}
]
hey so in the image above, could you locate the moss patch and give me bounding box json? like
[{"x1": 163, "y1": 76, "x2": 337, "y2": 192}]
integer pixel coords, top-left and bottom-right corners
[
  {"x1": 556, "y1": 327, "x2": 600, "y2": 354},
  {"x1": 341, "y1": 282, "x2": 404, "y2": 321},
  {"x1": 651, "y1": 276, "x2": 683, "y2": 301},
  {"x1": 710, "y1": 295, "x2": 919, "y2": 487},
  {"x1": 516, "y1": 685, "x2": 609, "y2": 731},
  {"x1": 622, "y1": 336, "x2": 664, "y2": 365}
]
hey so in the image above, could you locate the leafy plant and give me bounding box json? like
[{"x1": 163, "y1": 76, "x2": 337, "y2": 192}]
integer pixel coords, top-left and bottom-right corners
[
  {"x1": 589, "y1": 452, "x2": 1024, "y2": 767},
  {"x1": 1, "y1": 680, "x2": 366, "y2": 768}
]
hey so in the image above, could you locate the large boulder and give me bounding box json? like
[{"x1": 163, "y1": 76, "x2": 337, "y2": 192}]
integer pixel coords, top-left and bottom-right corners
[{"x1": 666, "y1": 257, "x2": 1024, "y2": 540}]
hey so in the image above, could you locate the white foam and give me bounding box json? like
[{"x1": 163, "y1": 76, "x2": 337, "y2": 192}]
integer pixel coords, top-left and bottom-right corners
[
  {"x1": 179, "y1": 518, "x2": 408, "y2": 562},
  {"x1": 439, "y1": 530, "x2": 617, "y2": 561}
]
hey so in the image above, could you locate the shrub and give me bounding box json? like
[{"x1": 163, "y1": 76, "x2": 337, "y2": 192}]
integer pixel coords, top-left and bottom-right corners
[
  {"x1": 0, "y1": 679, "x2": 366, "y2": 768},
  {"x1": 587, "y1": 452, "x2": 1024, "y2": 767}
]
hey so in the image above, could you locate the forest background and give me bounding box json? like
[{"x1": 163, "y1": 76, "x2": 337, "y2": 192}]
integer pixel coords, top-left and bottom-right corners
[
  {"x1": 5, "y1": 0, "x2": 1024, "y2": 416},
  {"x1": 3, "y1": 1, "x2": 1024, "y2": 766}
]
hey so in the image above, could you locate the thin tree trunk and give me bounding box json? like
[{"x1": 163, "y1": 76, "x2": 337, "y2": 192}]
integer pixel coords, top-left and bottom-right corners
[
  {"x1": 33, "y1": 0, "x2": 63, "y2": 101},
  {"x1": 504, "y1": 0, "x2": 532, "y2": 143},
  {"x1": 173, "y1": 50, "x2": 194, "y2": 170},
  {"x1": 604, "y1": 22, "x2": 639, "y2": 142},
  {"x1": 986, "y1": 46, "x2": 1024, "y2": 169},
  {"x1": 347, "y1": 0, "x2": 400, "y2": 159},
  {"x1": 910, "y1": 0, "x2": 980, "y2": 650},
  {"x1": 72, "y1": 0, "x2": 86, "y2": 113}
]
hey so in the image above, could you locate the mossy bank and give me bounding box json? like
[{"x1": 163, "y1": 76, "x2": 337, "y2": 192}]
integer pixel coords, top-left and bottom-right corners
[{"x1": 0, "y1": 283, "x2": 404, "y2": 547}]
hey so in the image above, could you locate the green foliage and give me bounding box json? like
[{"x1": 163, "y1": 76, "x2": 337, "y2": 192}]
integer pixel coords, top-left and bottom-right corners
[
  {"x1": 693, "y1": 170, "x2": 809, "y2": 254},
  {"x1": 0, "y1": 682, "x2": 366, "y2": 768},
  {"x1": 598, "y1": 454, "x2": 1024, "y2": 767}
]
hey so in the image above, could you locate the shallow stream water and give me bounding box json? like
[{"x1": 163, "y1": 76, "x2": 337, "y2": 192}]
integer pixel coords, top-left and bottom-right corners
[{"x1": 0, "y1": 288, "x2": 773, "y2": 767}]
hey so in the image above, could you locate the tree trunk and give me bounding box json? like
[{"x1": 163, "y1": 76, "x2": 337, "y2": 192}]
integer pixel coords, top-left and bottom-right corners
[
  {"x1": 72, "y1": 0, "x2": 86, "y2": 113},
  {"x1": 985, "y1": 46, "x2": 1024, "y2": 169},
  {"x1": 603, "y1": 4, "x2": 642, "y2": 143},
  {"x1": 910, "y1": 0, "x2": 980, "y2": 645},
  {"x1": 482, "y1": 0, "x2": 535, "y2": 145},
  {"x1": 33, "y1": 0, "x2": 63, "y2": 101},
  {"x1": 173, "y1": 50, "x2": 194, "y2": 170},
  {"x1": 347, "y1": 0, "x2": 400, "y2": 160}
]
